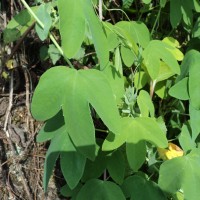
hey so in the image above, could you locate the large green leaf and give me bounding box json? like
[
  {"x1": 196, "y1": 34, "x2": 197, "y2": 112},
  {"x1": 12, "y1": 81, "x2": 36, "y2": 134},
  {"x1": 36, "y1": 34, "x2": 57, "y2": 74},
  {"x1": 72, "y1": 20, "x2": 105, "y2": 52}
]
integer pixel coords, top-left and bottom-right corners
[
  {"x1": 58, "y1": 0, "x2": 85, "y2": 58},
  {"x1": 142, "y1": 40, "x2": 180, "y2": 80},
  {"x1": 76, "y1": 179, "x2": 126, "y2": 200},
  {"x1": 103, "y1": 117, "x2": 168, "y2": 151},
  {"x1": 121, "y1": 175, "x2": 167, "y2": 200},
  {"x1": 170, "y1": 0, "x2": 182, "y2": 28},
  {"x1": 31, "y1": 67, "x2": 121, "y2": 160},
  {"x1": 80, "y1": 0, "x2": 109, "y2": 69},
  {"x1": 159, "y1": 148, "x2": 200, "y2": 200}
]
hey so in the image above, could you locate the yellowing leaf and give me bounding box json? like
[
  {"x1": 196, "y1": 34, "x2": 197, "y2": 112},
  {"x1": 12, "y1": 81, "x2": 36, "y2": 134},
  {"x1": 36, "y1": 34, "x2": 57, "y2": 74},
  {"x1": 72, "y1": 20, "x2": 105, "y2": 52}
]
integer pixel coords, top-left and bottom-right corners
[
  {"x1": 162, "y1": 37, "x2": 184, "y2": 61},
  {"x1": 157, "y1": 142, "x2": 184, "y2": 160}
]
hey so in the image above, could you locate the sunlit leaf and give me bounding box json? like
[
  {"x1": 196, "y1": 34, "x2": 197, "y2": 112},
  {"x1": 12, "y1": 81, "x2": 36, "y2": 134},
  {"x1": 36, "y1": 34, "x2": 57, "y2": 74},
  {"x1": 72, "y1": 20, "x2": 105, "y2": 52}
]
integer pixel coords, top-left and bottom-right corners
[{"x1": 31, "y1": 67, "x2": 121, "y2": 160}]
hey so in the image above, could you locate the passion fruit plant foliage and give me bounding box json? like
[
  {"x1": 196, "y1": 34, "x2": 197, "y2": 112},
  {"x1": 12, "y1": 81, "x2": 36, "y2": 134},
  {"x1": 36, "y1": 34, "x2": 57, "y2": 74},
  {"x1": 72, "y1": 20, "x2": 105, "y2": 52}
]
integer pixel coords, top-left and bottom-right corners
[{"x1": 4, "y1": 0, "x2": 200, "y2": 199}]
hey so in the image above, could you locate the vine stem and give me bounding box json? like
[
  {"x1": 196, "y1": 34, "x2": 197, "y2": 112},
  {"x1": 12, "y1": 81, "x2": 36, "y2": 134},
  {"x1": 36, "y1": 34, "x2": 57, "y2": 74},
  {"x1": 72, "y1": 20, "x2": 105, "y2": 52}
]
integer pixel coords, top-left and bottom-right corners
[
  {"x1": 151, "y1": 6, "x2": 162, "y2": 36},
  {"x1": 20, "y1": 0, "x2": 74, "y2": 68},
  {"x1": 99, "y1": 0, "x2": 103, "y2": 21}
]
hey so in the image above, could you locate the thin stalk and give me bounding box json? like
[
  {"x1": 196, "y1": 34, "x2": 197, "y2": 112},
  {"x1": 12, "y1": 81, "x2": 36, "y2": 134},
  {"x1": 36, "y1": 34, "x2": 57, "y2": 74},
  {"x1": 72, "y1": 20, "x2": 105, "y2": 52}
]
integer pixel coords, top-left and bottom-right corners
[
  {"x1": 151, "y1": 6, "x2": 162, "y2": 36},
  {"x1": 95, "y1": 128, "x2": 109, "y2": 133},
  {"x1": 99, "y1": 0, "x2": 103, "y2": 21},
  {"x1": 20, "y1": 0, "x2": 74, "y2": 68}
]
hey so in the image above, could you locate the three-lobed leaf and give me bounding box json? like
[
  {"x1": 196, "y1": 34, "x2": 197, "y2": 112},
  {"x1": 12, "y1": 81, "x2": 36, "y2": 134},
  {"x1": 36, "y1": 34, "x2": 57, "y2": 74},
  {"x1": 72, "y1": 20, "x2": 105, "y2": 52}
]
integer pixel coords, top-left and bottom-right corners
[{"x1": 31, "y1": 67, "x2": 121, "y2": 160}]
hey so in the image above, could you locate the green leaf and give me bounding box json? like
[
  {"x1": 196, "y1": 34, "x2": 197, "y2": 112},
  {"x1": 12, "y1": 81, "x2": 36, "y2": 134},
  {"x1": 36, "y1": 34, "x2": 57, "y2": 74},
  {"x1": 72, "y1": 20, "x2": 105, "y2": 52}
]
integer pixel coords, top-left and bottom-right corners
[
  {"x1": 159, "y1": 148, "x2": 200, "y2": 200},
  {"x1": 31, "y1": 67, "x2": 121, "y2": 160},
  {"x1": 60, "y1": 183, "x2": 82, "y2": 198},
  {"x1": 80, "y1": 0, "x2": 109, "y2": 69},
  {"x1": 126, "y1": 140, "x2": 146, "y2": 171},
  {"x1": 160, "y1": 0, "x2": 166, "y2": 8},
  {"x1": 121, "y1": 46, "x2": 135, "y2": 67},
  {"x1": 48, "y1": 44, "x2": 61, "y2": 64},
  {"x1": 76, "y1": 179, "x2": 126, "y2": 200},
  {"x1": 36, "y1": 110, "x2": 65, "y2": 143},
  {"x1": 103, "y1": 117, "x2": 168, "y2": 151},
  {"x1": 143, "y1": 40, "x2": 180, "y2": 80},
  {"x1": 107, "y1": 150, "x2": 125, "y2": 184},
  {"x1": 81, "y1": 144, "x2": 107, "y2": 182},
  {"x1": 43, "y1": 130, "x2": 68, "y2": 192},
  {"x1": 188, "y1": 50, "x2": 200, "y2": 109},
  {"x1": 3, "y1": 7, "x2": 38, "y2": 43},
  {"x1": 58, "y1": 0, "x2": 85, "y2": 58},
  {"x1": 122, "y1": 0, "x2": 134, "y2": 9},
  {"x1": 35, "y1": 4, "x2": 52, "y2": 41},
  {"x1": 122, "y1": 175, "x2": 167, "y2": 200},
  {"x1": 114, "y1": 47, "x2": 123, "y2": 75},
  {"x1": 189, "y1": 104, "x2": 200, "y2": 140},
  {"x1": 179, "y1": 124, "x2": 196, "y2": 152},
  {"x1": 133, "y1": 71, "x2": 149, "y2": 90},
  {"x1": 142, "y1": 0, "x2": 151, "y2": 4},
  {"x1": 170, "y1": 0, "x2": 182, "y2": 28},
  {"x1": 137, "y1": 90, "x2": 155, "y2": 117},
  {"x1": 168, "y1": 77, "x2": 189, "y2": 100},
  {"x1": 192, "y1": 17, "x2": 200, "y2": 38},
  {"x1": 104, "y1": 22, "x2": 119, "y2": 51},
  {"x1": 103, "y1": 64, "x2": 125, "y2": 104},
  {"x1": 60, "y1": 142, "x2": 86, "y2": 189}
]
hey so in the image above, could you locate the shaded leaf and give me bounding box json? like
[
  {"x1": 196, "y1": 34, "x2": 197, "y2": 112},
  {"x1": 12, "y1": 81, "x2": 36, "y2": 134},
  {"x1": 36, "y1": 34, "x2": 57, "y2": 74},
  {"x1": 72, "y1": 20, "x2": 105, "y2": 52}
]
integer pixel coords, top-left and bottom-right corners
[
  {"x1": 76, "y1": 179, "x2": 126, "y2": 200},
  {"x1": 159, "y1": 148, "x2": 200, "y2": 200},
  {"x1": 121, "y1": 175, "x2": 167, "y2": 200},
  {"x1": 107, "y1": 150, "x2": 125, "y2": 184},
  {"x1": 126, "y1": 140, "x2": 146, "y2": 171}
]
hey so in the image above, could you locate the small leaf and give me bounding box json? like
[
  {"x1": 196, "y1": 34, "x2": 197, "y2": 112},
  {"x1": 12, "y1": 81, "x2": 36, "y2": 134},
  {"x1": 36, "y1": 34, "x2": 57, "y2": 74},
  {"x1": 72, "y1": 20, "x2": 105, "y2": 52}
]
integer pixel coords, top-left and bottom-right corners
[
  {"x1": 126, "y1": 140, "x2": 146, "y2": 171},
  {"x1": 107, "y1": 150, "x2": 125, "y2": 184},
  {"x1": 137, "y1": 90, "x2": 155, "y2": 117},
  {"x1": 169, "y1": 77, "x2": 189, "y2": 100},
  {"x1": 76, "y1": 179, "x2": 126, "y2": 200},
  {"x1": 134, "y1": 71, "x2": 149, "y2": 90},
  {"x1": 160, "y1": 0, "x2": 166, "y2": 8},
  {"x1": 35, "y1": 4, "x2": 52, "y2": 41},
  {"x1": 48, "y1": 44, "x2": 61, "y2": 64},
  {"x1": 142, "y1": 0, "x2": 151, "y2": 4},
  {"x1": 121, "y1": 46, "x2": 135, "y2": 67},
  {"x1": 179, "y1": 124, "x2": 196, "y2": 152}
]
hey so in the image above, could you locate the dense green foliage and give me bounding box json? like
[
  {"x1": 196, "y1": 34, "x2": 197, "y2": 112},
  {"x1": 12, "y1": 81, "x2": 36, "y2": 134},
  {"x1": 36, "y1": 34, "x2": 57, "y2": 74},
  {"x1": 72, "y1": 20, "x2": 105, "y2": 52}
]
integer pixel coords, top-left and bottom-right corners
[{"x1": 3, "y1": 0, "x2": 200, "y2": 199}]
